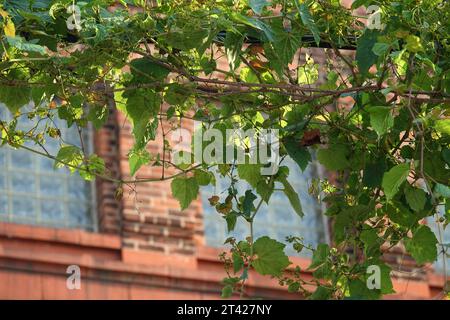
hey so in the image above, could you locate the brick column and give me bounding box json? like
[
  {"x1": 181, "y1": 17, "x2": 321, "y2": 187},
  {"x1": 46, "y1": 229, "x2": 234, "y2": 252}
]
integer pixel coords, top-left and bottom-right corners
[
  {"x1": 117, "y1": 111, "x2": 204, "y2": 256},
  {"x1": 94, "y1": 107, "x2": 122, "y2": 234}
]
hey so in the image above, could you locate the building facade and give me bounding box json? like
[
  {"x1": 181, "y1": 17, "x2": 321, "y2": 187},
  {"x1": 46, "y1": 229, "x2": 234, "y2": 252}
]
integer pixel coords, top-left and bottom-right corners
[
  {"x1": 0, "y1": 97, "x2": 448, "y2": 300},
  {"x1": 0, "y1": 0, "x2": 448, "y2": 296}
]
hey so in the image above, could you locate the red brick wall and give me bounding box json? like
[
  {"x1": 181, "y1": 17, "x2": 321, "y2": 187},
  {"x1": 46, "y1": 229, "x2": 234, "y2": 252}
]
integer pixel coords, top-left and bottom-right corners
[
  {"x1": 91, "y1": 88, "x2": 205, "y2": 255},
  {"x1": 94, "y1": 106, "x2": 123, "y2": 234},
  {"x1": 0, "y1": 1, "x2": 447, "y2": 299},
  {"x1": 0, "y1": 222, "x2": 444, "y2": 299},
  {"x1": 116, "y1": 111, "x2": 204, "y2": 255}
]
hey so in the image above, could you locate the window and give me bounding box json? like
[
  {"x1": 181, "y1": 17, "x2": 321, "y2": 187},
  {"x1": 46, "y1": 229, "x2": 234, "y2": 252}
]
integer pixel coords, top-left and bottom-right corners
[
  {"x1": 0, "y1": 103, "x2": 95, "y2": 231},
  {"x1": 201, "y1": 157, "x2": 328, "y2": 257}
]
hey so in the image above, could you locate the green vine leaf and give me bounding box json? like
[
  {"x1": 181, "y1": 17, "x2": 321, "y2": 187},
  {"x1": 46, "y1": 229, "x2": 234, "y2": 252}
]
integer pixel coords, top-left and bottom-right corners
[
  {"x1": 5, "y1": 36, "x2": 46, "y2": 55},
  {"x1": 0, "y1": 85, "x2": 31, "y2": 113},
  {"x1": 378, "y1": 263, "x2": 395, "y2": 295},
  {"x1": 280, "y1": 176, "x2": 303, "y2": 217},
  {"x1": 237, "y1": 163, "x2": 262, "y2": 188},
  {"x1": 435, "y1": 119, "x2": 450, "y2": 136},
  {"x1": 225, "y1": 212, "x2": 238, "y2": 232},
  {"x1": 171, "y1": 176, "x2": 199, "y2": 210},
  {"x1": 284, "y1": 138, "x2": 311, "y2": 171},
  {"x1": 0, "y1": 0, "x2": 449, "y2": 300},
  {"x1": 232, "y1": 251, "x2": 244, "y2": 273},
  {"x1": 272, "y1": 21, "x2": 301, "y2": 67},
  {"x1": 317, "y1": 144, "x2": 350, "y2": 171},
  {"x1": 348, "y1": 279, "x2": 380, "y2": 300},
  {"x1": 129, "y1": 148, "x2": 151, "y2": 177},
  {"x1": 308, "y1": 243, "x2": 329, "y2": 270},
  {"x1": 252, "y1": 236, "x2": 291, "y2": 276},
  {"x1": 221, "y1": 285, "x2": 233, "y2": 298},
  {"x1": 404, "y1": 185, "x2": 427, "y2": 212},
  {"x1": 130, "y1": 58, "x2": 170, "y2": 82},
  {"x1": 123, "y1": 89, "x2": 160, "y2": 148},
  {"x1": 295, "y1": 0, "x2": 320, "y2": 46},
  {"x1": 248, "y1": 0, "x2": 269, "y2": 14},
  {"x1": 54, "y1": 145, "x2": 83, "y2": 173},
  {"x1": 382, "y1": 163, "x2": 410, "y2": 201},
  {"x1": 367, "y1": 106, "x2": 394, "y2": 137},
  {"x1": 242, "y1": 190, "x2": 257, "y2": 216},
  {"x1": 310, "y1": 286, "x2": 332, "y2": 300},
  {"x1": 404, "y1": 225, "x2": 438, "y2": 265},
  {"x1": 356, "y1": 29, "x2": 379, "y2": 76},
  {"x1": 224, "y1": 31, "x2": 244, "y2": 71}
]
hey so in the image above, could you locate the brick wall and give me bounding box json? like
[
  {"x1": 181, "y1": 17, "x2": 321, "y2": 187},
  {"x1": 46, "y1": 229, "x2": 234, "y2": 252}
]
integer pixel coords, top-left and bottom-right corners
[
  {"x1": 94, "y1": 106, "x2": 123, "y2": 234},
  {"x1": 117, "y1": 111, "x2": 204, "y2": 255},
  {"x1": 0, "y1": 1, "x2": 447, "y2": 299}
]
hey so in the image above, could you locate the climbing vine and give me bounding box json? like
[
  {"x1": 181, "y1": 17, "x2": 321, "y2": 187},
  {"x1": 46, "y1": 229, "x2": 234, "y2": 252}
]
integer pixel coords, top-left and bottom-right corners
[{"x1": 0, "y1": 0, "x2": 449, "y2": 299}]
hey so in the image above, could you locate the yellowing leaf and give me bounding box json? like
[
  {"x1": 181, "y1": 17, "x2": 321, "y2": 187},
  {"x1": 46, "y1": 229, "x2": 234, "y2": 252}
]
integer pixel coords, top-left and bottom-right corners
[
  {"x1": 405, "y1": 35, "x2": 424, "y2": 53},
  {"x1": 4, "y1": 18, "x2": 15, "y2": 37},
  {"x1": 436, "y1": 119, "x2": 450, "y2": 136},
  {"x1": 298, "y1": 54, "x2": 319, "y2": 85},
  {"x1": 0, "y1": 9, "x2": 9, "y2": 18}
]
